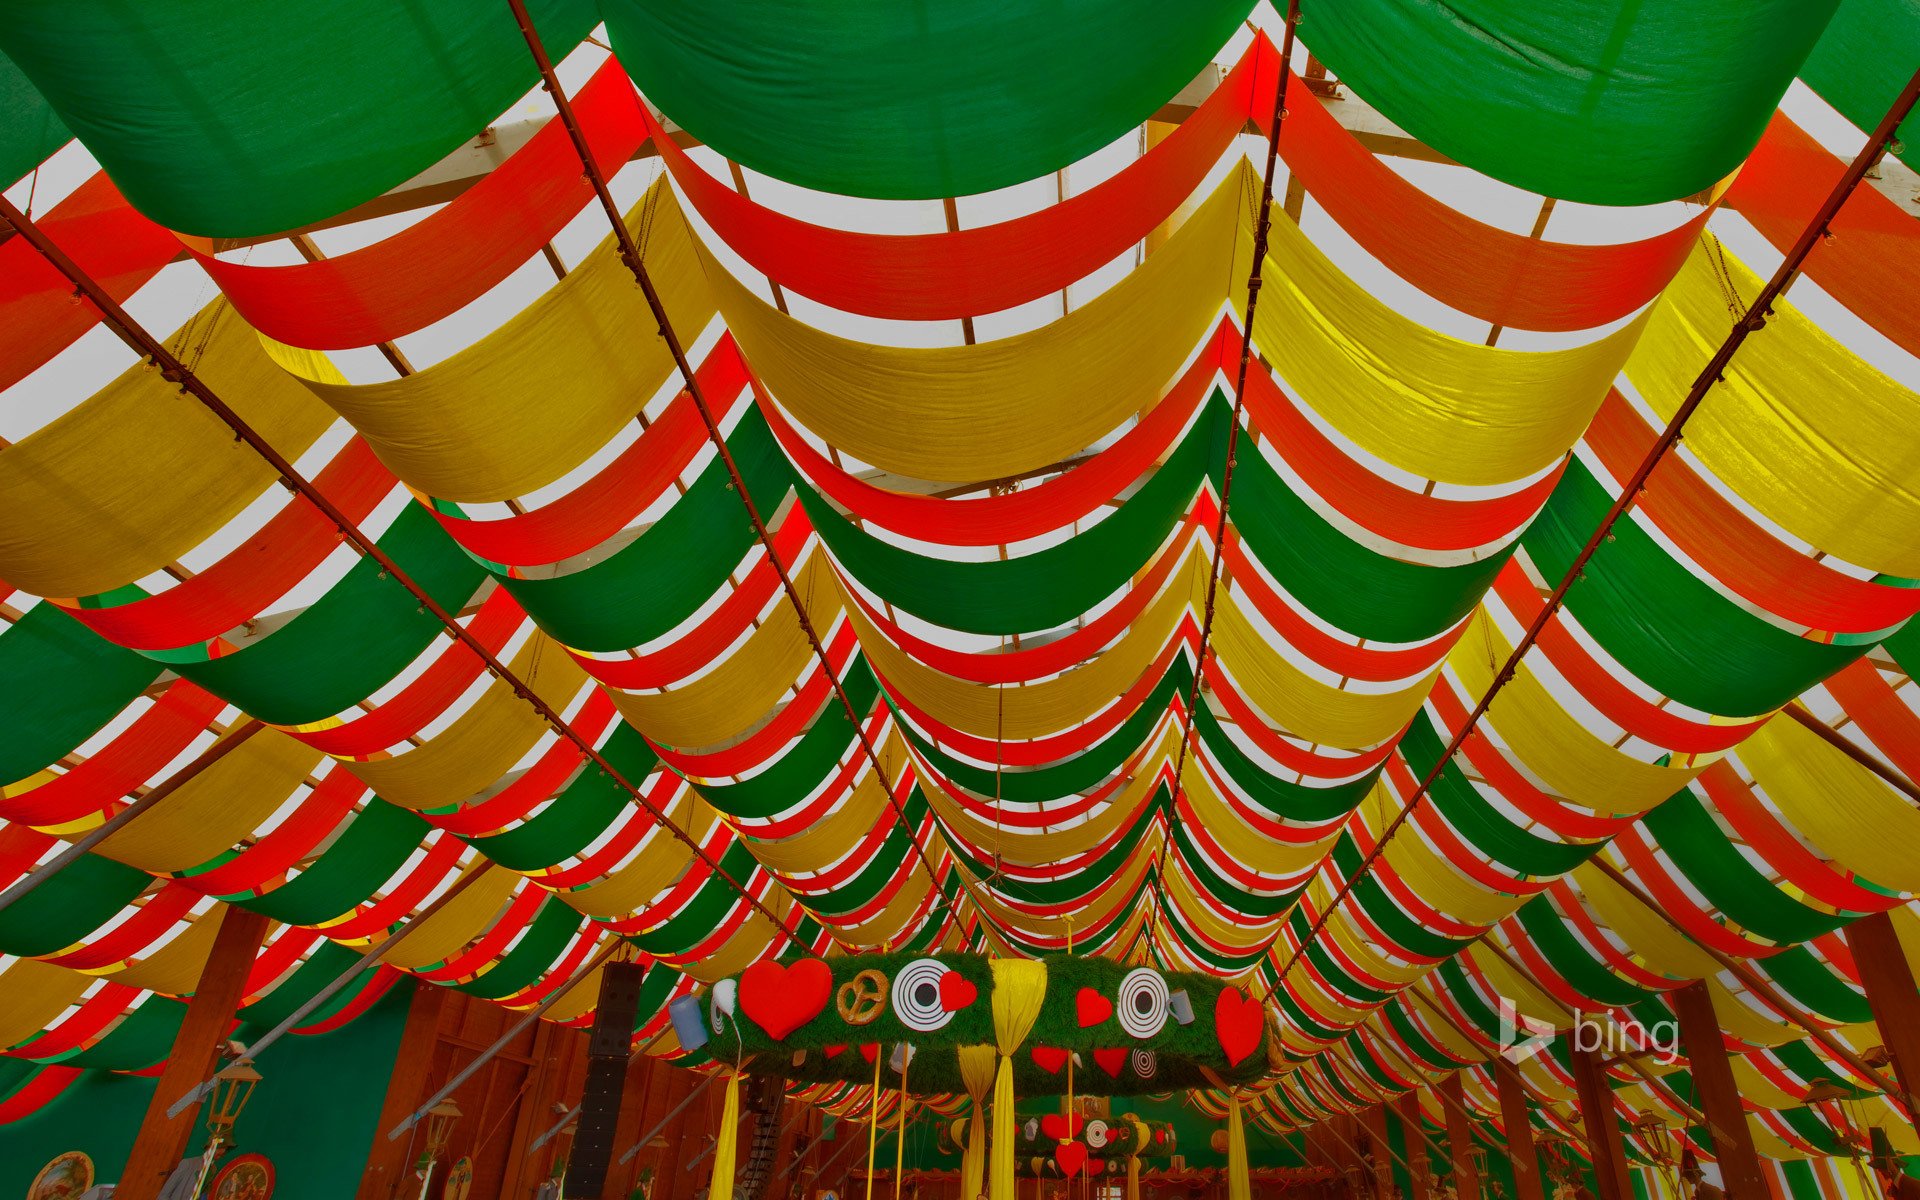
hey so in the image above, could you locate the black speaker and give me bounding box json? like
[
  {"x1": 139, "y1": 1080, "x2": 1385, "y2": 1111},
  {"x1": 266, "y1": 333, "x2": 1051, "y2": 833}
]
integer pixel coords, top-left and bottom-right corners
[{"x1": 566, "y1": 959, "x2": 646, "y2": 1198}]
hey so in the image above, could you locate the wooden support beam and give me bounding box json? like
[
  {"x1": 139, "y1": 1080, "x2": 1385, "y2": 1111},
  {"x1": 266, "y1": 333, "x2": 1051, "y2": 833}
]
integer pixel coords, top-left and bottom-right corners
[
  {"x1": 1398, "y1": 1093, "x2": 1431, "y2": 1200},
  {"x1": 117, "y1": 905, "x2": 272, "y2": 1200},
  {"x1": 1567, "y1": 1026, "x2": 1633, "y2": 1200},
  {"x1": 1844, "y1": 911, "x2": 1920, "y2": 1122},
  {"x1": 1493, "y1": 1057, "x2": 1547, "y2": 1200},
  {"x1": 356, "y1": 980, "x2": 450, "y2": 1200},
  {"x1": 1441, "y1": 1072, "x2": 1481, "y2": 1200},
  {"x1": 1669, "y1": 982, "x2": 1769, "y2": 1200},
  {"x1": 1363, "y1": 1104, "x2": 1397, "y2": 1198}
]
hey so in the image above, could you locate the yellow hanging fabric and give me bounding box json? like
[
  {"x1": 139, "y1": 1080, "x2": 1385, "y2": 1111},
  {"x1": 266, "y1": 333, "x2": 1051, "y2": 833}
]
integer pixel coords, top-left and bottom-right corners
[
  {"x1": 958, "y1": 1045, "x2": 997, "y2": 1200},
  {"x1": 866, "y1": 1047, "x2": 885, "y2": 1200},
  {"x1": 1228, "y1": 1094, "x2": 1251, "y2": 1200},
  {"x1": 895, "y1": 1046, "x2": 910, "y2": 1200},
  {"x1": 711, "y1": 1072, "x2": 742, "y2": 1200},
  {"x1": 990, "y1": 959, "x2": 1049, "y2": 1200}
]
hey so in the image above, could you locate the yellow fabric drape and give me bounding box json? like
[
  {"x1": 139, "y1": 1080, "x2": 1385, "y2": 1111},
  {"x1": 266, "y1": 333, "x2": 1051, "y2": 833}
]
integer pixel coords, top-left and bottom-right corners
[
  {"x1": 1739, "y1": 716, "x2": 1920, "y2": 893},
  {"x1": 0, "y1": 302, "x2": 340, "y2": 598},
  {"x1": 990, "y1": 958, "x2": 1048, "y2": 1200},
  {"x1": 711, "y1": 1071, "x2": 742, "y2": 1200},
  {"x1": 895, "y1": 1049, "x2": 910, "y2": 1200},
  {"x1": 368, "y1": 863, "x2": 513, "y2": 969},
  {"x1": 1228, "y1": 1095, "x2": 1251, "y2": 1200},
  {"x1": 1212, "y1": 597, "x2": 1438, "y2": 749},
  {"x1": 958, "y1": 1045, "x2": 997, "y2": 1200},
  {"x1": 609, "y1": 553, "x2": 834, "y2": 750},
  {"x1": 1624, "y1": 241, "x2": 1920, "y2": 576},
  {"x1": 344, "y1": 631, "x2": 585, "y2": 810},
  {"x1": 849, "y1": 549, "x2": 1200, "y2": 741},
  {"x1": 866, "y1": 1046, "x2": 885, "y2": 1200},
  {"x1": 1252, "y1": 198, "x2": 1650, "y2": 488},
  {"x1": 700, "y1": 173, "x2": 1246, "y2": 483},
  {"x1": 1450, "y1": 610, "x2": 1707, "y2": 816},
  {"x1": 266, "y1": 178, "x2": 718, "y2": 503},
  {"x1": 94, "y1": 727, "x2": 320, "y2": 875}
]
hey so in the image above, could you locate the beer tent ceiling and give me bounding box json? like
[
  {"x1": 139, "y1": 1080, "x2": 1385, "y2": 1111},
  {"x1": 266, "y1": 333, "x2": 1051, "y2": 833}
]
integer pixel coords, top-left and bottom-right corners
[{"x1": 0, "y1": 0, "x2": 1918, "y2": 1172}]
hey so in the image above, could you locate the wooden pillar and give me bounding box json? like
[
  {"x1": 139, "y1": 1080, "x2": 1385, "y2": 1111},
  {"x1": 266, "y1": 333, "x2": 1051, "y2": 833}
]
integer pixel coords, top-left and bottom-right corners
[
  {"x1": 1492, "y1": 1057, "x2": 1546, "y2": 1200},
  {"x1": 1670, "y1": 982, "x2": 1769, "y2": 1200},
  {"x1": 117, "y1": 905, "x2": 271, "y2": 1200},
  {"x1": 1363, "y1": 1105, "x2": 1396, "y2": 1198},
  {"x1": 1440, "y1": 1073, "x2": 1480, "y2": 1200},
  {"x1": 1567, "y1": 1026, "x2": 1632, "y2": 1200},
  {"x1": 356, "y1": 980, "x2": 450, "y2": 1200},
  {"x1": 1844, "y1": 911, "x2": 1920, "y2": 1122},
  {"x1": 1397, "y1": 1094, "x2": 1430, "y2": 1200}
]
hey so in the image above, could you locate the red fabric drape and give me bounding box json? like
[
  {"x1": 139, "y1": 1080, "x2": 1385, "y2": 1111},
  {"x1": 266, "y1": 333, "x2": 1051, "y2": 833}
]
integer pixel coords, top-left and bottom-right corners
[{"x1": 178, "y1": 59, "x2": 650, "y2": 350}]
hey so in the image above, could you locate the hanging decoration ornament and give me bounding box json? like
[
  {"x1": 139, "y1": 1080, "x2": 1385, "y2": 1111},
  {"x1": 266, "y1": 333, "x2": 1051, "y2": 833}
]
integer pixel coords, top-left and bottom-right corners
[
  {"x1": 706, "y1": 952, "x2": 1271, "y2": 1095},
  {"x1": 937, "y1": 1112, "x2": 1176, "y2": 1178}
]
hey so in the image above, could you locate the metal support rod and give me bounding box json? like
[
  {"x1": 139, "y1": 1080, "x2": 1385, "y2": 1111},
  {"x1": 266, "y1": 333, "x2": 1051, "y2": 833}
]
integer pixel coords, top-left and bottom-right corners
[
  {"x1": 1261, "y1": 60, "x2": 1920, "y2": 1003},
  {"x1": 614, "y1": 1071, "x2": 720, "y2": 1165},
  {"x1": 1146, "y1": 1, "x2": 1302, "y2": 965},
  {"x1": 501, "y1": 0, "x2": 993, "y2": 940},
  {"x1": 1588, "y1": 859, "x2": 1908, "y2": 1110},
  {"x1": 1783, "y1": 702, "x2": 1920, "y2": 804},
  {"x1": 165, "y1": 860, "x2": 497, "y2": 1117},
  {"x1": 0, "y1": 720, "x2": 261, "y2": 916},
  {"x1": 0, "y1": 194, "x2": 806, "y2": 958},
  {"x1": 387, "y1": 938, "x2": 628, "y2": 1139}
]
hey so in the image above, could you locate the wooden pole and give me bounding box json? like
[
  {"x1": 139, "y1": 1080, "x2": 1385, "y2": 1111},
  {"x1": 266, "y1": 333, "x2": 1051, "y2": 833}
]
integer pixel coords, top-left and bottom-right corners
[
  {"x1": 1363, "y1": 1104, "x2": 1398, "y2": 1198},
  {"x1": 1440, "y1": 1073, "x2": 1480, "y2": 1200},
  {"x1": 356, "y1": 980, "x2": 450, "y2": 1200},
  {"x1": 1669, "y1": 982, "x2": 1769, "y2": 1200},
  {"x1": 1397, "y1": 1094, "x2": 1430, "y2": 1200},
  {"x1": 116, "y1": 905, "x2": 271, "y2": 1200},
  {"x1": 1567, "y1": 1027, "x2": 1633, "y2": 1200},
  {"x1": 1843, "y1": 912, "x2": 1920, "y2": 1123},
  {"x1": 1492, "y1": 1057, "x2": 1546, "y2": 1200}
]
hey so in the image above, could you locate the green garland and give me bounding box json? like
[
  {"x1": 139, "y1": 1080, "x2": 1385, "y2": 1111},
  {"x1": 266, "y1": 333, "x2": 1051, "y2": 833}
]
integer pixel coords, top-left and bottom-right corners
[{"x1": 699, "y1": 952, "x2": 1269, "y2": 1096}]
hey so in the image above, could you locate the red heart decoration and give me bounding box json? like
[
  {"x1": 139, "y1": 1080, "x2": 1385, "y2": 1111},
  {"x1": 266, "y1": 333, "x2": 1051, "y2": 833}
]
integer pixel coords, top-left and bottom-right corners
[
  {"x1": 859, "y1": 1042, "x2": 879, "y2": 1063},
  {"x1": 1030, "y1": 1046, "x2": 1070, "y2": 1074},
  {"x1": 1055, "y1": 1142, "x2": 1089, "y2": 1179},
  {"x1": 1040, "y1": 1113, "x2": 1082, "y2": 1141},
  {"x1": 825, "y1": 1044, "x2": 846, "y2": 1058},
  {"x1": 1093, "y1": 1048, "x2": 1128, "y2": 1077},
  {"x1": 740, "y1": 958, "x2": 833, "y2": 1040},
  {"x1": 939, "y1": 970, "x2": 978, "y2": 1011},
  {"x1": 1215, "y1": 986, "x2": 1265, "y2": 1067},
  {"x1": 1075, "y1": 987, "x2": 1114, "y2": 1028}
]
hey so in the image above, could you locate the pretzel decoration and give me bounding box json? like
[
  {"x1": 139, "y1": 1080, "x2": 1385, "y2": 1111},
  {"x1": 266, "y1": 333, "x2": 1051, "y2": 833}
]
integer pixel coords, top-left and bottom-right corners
[{"x1": 836, "y1": 969, "x2": 889, "y2": 1025}]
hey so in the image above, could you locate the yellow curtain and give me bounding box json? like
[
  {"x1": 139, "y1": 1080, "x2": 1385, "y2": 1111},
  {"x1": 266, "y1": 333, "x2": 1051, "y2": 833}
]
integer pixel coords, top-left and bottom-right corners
[
  {"x1": 958, "y1": 1045, "x2": 997, "y2": 1200},
  {"x1": 711, "y1": 1071, "x2": 742, "y2": 1200},
  {"x1": 1252, "y1": 195, "x2": 1650, "y2": 489},
  {"x1": 265, "y1": 178, "x2": 719, "y2": 504},
  {"x1": 0, "y1": 301, "x2": 339, "y2": 598},
  {"x1": 1449, "y1": 610, "x2": 1704, "y2": 816},
  {"x1": 343, "y1": 631, "x2": 584, "y2": 810},
  {"x1": 1624, "y1": 241, "x2": 1920, "y2": 577},
  {"x1": 1740, "y1": 717, "x2": 1920, "y2": 893},
  {"x1": 1228, "y1": 1095, "x2": 1251, "y2": 1200},
  {"x1": 93, "y1": 727, "x2": 319, "y2": 874},
  {"x1": 698, "y1": 173, "x2": 1245, "y2": 483},
  {"x1": 990, "y1": 959, "x2": 1048, "y2": 1200}
]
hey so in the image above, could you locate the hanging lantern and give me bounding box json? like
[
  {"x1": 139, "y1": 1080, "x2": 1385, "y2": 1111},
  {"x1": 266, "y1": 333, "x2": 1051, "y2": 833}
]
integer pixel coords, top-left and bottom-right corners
[
  {"x1": 424, "y1": 1098, "x2": 464, "y2": 1160},
  {"x1": 1803, "y1": 1079, "x2": 1868, "y2": 1158},
  {"x1": 1633, "y1": 1115, "x2": 1675, "y2": 1167},
  {"x1": 205, "y1": 1059, "x2": 262, "y2": 1147}
]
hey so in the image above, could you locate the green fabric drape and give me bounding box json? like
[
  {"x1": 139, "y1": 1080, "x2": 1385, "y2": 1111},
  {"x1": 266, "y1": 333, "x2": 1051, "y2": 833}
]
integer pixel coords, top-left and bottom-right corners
[
  {"x1": 600, "y1": 0, "x2": 1253, "y2": 199},
  {"x1": 1799, "y1": 0, "x2": 1919, "y2": 168},
  {"x1": 156, "y1": 504, "x2": 486, "y2": 728},
  {"x1": 502, "y1": 409, "x2": 792, "y2": 654},
  {"x1": 0, "y1": 47, "x2": 65, "y2": 188},
  {"x1": 1305, "y1": 0, "x2": 1840, "y2": 205},
  {"x1": 0, "y1": 0, "x2": 597, "y2": 236},
  {"x1": 1524, "y1": 456, "x2": 1869, "y2": 717},
  {"x1": 0, "y1": 601, "x2": 161, "y2": 786}
]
